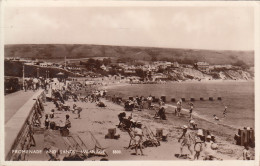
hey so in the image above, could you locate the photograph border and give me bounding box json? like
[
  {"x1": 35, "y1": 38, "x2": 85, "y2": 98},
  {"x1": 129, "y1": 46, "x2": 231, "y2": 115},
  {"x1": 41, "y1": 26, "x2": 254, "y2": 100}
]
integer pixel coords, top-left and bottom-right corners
[{"x1": 0, "y1": 1, "x2": 259, "y2": 166}]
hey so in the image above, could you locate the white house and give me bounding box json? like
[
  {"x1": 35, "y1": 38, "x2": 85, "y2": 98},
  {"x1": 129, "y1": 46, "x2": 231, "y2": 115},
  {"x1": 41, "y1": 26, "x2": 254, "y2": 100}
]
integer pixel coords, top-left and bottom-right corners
[{"x1": 40, "y1": 62, "x2": 48, "y2": 67}]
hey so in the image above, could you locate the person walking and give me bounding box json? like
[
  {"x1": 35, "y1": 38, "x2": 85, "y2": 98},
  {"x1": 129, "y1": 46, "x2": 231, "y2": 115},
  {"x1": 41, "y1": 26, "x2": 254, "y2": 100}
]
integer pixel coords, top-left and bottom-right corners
[
  {"x1": 133, "y1": 121, "x2": 144, "y2": 156},
  {"x1": 223, "y1": 106, "x2": 228, "y2": 117},
  {"x1": 176, "y1": 99, "x2": 182, "y2": 117},
  {"x1": 178, "y1": 125, "x2": 194, "y2": 157},
  {"x1": 189, "y1": 102, "x2": 194, "y2": 118}
]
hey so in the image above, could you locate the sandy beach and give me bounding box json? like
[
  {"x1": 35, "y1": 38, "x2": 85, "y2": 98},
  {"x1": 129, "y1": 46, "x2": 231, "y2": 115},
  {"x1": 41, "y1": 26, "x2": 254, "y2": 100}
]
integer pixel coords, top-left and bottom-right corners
[{"x1": 27, "y1": 92, "x2": 254, "y2": 161}]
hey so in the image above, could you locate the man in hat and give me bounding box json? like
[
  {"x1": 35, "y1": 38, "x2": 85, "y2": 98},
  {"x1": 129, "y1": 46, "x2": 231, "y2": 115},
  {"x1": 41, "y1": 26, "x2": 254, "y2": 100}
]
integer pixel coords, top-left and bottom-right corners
[
  {"x1": 189, "y1": 102, "x2": 194, "y2": 118},
  {"x1": 147, "y1": 95, "x2": 153, "y2": 109},
  {"x1": 178, "y1": 125, "x2": 194, "y2": 157},
  {"x1": 133, "y1": 121, "x2": 144, "y2": 156},
  {"x1": 176, "y1": 100, "x2": 182, "y2": 117}
]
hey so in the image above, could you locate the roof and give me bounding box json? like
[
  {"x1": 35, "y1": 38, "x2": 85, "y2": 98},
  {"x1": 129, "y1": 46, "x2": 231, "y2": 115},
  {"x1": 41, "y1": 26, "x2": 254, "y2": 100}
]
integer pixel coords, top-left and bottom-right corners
[
  {"x1": 57, "y1": 72, "x2": 65, "y2": 75},
  {"x1": 196, "y1": 62, "x2": 209, "y2": 66}
]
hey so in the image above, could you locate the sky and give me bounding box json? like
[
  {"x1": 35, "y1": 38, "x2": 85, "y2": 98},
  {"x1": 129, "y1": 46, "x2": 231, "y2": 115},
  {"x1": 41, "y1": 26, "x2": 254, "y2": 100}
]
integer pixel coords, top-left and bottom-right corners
[{"x1": 4, "y1": 6, "x2": 254, "y2": 50}]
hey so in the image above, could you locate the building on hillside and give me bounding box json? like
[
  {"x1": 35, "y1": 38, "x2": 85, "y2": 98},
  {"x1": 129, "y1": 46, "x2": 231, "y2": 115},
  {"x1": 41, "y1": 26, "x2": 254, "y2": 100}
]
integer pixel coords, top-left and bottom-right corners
[
  {"x1": 213, "y1": 64, "x2": 232, "y2": 69},
  {"x1": 151, "y1": 73, "x2": 168, "y2": 81},
  {"x1": 194, "y1": 62, "x2": 210, "y2": 73},
  {"x1": 39, "y1": 62, "x2": 48, "y2": 67},
  {"x1": 5, "y1": 57, "x2": 13, "y2": 60},
  {"x1": 172, "y1": 62, "x2": 180, "y2": 68},
  {"x1": 24, "y1": 62, "x2": 35, "y2": 65},
  {"x1": 47, "y1": 62, "x2": 53, "y2": 66},
  {"x1": 124, "y1": 69, "x2": 136, "y2": 74},
  {"x1": 100, "y1": 64, "x2": 108, "y2": 71}
]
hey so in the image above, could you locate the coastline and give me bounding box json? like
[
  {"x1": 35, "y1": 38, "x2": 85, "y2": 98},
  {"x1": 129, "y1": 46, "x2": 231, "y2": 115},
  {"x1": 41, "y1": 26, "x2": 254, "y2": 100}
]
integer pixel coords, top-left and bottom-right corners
[
  {"x1": 29, "y1": 95, "x2": 253, "y2": 160},
  {"x1": 101, "y1": 79, "x2": 254, "y2": 90},
  {"x1": 101, "y1": 81, "x2": 254, "y2": 134}
]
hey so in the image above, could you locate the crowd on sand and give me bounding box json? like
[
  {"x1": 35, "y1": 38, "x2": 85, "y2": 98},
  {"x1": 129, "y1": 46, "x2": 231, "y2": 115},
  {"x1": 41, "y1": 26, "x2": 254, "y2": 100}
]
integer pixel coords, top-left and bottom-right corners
[{"x1": 26, "y1": 77, "x2": 253, "y2": 161}]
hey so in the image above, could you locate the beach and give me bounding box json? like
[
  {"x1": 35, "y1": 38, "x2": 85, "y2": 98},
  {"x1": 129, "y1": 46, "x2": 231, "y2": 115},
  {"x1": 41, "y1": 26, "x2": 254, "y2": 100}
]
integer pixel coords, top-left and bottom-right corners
[
  {"x1": 27, "y1": 95, "x2": 252, "y2": 161},
  {"x1": 22, "y1": 79, "x2": 255, "y2": 161}
]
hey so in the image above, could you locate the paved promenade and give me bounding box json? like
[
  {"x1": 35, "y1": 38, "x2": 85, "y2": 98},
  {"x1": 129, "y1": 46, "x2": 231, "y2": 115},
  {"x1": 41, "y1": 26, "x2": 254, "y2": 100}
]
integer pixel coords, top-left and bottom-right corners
[{"x1": 5, "y1": 90, "x2": 39, "y2": 124}]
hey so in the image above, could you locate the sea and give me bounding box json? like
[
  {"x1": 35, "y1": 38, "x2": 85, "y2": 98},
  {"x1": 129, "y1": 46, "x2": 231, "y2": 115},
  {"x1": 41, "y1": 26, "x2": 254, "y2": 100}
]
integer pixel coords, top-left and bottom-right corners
[{"x1": 106, "y1": 81, "x2": 255, "y2": 129}]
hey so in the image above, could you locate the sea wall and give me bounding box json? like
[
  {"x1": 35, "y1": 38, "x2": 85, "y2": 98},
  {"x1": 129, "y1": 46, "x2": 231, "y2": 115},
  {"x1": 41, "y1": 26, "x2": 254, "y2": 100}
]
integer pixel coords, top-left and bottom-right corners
[{"x1": 5, "y1": 90, "x2": 46, "y2": 160}]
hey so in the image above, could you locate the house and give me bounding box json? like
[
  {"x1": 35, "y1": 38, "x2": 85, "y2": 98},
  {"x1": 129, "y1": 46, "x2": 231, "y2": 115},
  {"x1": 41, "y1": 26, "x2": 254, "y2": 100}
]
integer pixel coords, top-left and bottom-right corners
[
  {"x1": 39, "y1": 62, "x2": 48, "y2": 67},
  {"x1": 194, "y1": 62, "x2": 210, "y2": 73},
  {"x1": 124, "y1": 69, "x2": 136, "y2": 74},
  {"x1": 213, "y1": 64, "x2": 232, "y2": 69},
  {"x1": 24, "y1": 62, "x2": 35, "y2": 65},
  {"x1": 100, "y1": 64, "x2": 108, "y2": 71},
  {"x1": 47, "y1": 62, "x2": 53, "y2": 66},
  {"x1": 172, "y1": 62, "x2": 180, "y2": 68},
  {"x1": 151, "y1": 73, "x2": 168, "y2": 81}
]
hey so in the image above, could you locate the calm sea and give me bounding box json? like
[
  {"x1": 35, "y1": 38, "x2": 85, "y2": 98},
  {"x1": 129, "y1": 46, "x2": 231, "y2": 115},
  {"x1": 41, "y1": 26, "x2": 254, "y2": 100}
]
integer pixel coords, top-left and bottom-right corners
[{"x1": 107, "y1": 81, "x2": 254, "y2": 129}]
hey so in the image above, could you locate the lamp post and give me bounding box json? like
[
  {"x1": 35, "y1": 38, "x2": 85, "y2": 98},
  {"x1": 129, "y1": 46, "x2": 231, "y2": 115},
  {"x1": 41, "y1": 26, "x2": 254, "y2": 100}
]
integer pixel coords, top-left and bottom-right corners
[
  {"x1": 22, "y1": 65, "x2": 25, "y2": 90},
  {"x1": 37, "y1": 67, "x2": 39, "y2": 78}
]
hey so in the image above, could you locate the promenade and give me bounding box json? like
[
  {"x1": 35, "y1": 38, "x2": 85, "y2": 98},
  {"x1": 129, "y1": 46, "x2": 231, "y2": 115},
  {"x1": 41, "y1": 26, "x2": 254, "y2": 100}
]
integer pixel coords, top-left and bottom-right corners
[{"x1": 5, "y1": 90, "x2": 38, "y2": 124}]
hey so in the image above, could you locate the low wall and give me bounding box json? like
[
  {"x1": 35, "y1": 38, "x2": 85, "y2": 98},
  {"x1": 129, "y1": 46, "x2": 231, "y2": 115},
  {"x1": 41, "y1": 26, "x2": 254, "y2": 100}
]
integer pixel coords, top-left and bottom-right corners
[{"x1": 5, "y1": 90, "x2": 46, "y2": 160}]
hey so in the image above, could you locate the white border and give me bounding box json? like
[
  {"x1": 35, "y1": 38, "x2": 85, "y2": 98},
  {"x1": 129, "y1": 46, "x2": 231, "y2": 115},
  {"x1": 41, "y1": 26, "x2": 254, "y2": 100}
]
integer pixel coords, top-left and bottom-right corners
[{"x1": 0, "y1": 1, "x2": 259, "y2": 166}]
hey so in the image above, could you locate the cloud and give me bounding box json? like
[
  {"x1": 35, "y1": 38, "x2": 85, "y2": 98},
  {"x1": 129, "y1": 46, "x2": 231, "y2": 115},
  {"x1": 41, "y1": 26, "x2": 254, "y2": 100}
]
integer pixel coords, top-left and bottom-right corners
[{"x1": 4, "y1": 6, "x2": 254, "y2": 50}]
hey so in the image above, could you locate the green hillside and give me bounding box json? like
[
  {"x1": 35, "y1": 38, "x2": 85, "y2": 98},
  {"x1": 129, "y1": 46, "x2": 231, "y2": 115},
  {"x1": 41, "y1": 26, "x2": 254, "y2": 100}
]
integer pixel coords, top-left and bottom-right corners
[{"x1": 4, "y1": 44, "x2": 254, "y2": 66}]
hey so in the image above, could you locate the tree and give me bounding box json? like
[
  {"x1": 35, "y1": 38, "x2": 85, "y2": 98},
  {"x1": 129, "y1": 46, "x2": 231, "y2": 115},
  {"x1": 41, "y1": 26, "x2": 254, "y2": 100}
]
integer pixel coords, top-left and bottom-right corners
[
  {"x1": 85, "y1": 58, "x2": 102, "y2": 71},
  {"x1": 135, "y1": 69, "x2": 146, "y2": 78},
  {"x1": 157, "y1": 67, "x2": 165, "y2": 73},
  {"x1": 103, "y1": 58, "x2": 112, "y2": 66},
  {"x1": 108, "y1": 68, "x2": 118, "y2": 76},
  {"x1": 233, "y1": 60, "x2": 249, "y2": 70}
]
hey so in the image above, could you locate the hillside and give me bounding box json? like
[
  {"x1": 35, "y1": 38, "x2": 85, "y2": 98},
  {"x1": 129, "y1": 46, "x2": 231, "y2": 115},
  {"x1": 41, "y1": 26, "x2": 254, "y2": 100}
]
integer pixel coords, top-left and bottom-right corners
[{"x1": 4, "y1": 44, "x2": 254, "y2": 66}]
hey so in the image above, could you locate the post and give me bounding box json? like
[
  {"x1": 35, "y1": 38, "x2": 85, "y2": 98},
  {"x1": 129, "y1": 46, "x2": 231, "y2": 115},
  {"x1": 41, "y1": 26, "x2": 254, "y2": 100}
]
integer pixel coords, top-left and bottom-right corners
[
  {"x1": 37, "y1": 67, "x2": 39, "y2": 78},
  {"x1": 65, "y1": 56, "x2": 66, "y2": 68},
  {"x1": 22, "y1": 65, "x2": 25, "y2": 90}
]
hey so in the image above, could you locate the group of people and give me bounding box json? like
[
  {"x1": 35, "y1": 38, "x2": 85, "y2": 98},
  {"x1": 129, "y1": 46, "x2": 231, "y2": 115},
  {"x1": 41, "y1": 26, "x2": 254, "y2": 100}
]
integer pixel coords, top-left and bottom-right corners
[
  {"x1": 178, "y1": 124, "x2": 218, "y2": 160},
  {"x1": 45, "y1": 112, "x2": 71, "y2": 130},
  {"x1": 23, "y1": 77, "x2": 51, "y2": 91},
  {"x1": 117, "y1": 112, "x2": 144, "y2": 155}
]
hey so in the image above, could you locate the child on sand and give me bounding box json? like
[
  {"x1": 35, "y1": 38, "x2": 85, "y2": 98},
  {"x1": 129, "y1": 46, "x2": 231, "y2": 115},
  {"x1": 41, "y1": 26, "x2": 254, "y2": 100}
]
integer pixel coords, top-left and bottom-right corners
[
  {"x1": 240, "y1": 145, "x2": 251, "y2": 160},
  {"x1": 189, "y1": 119, "x2": 197, "y2": 130},
  {"x1": 194, "y1": 134, "x2": 203, "y2": 160},
  {"x1": 213, "y1": 115, "x2": 219, "y2": 121}
]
